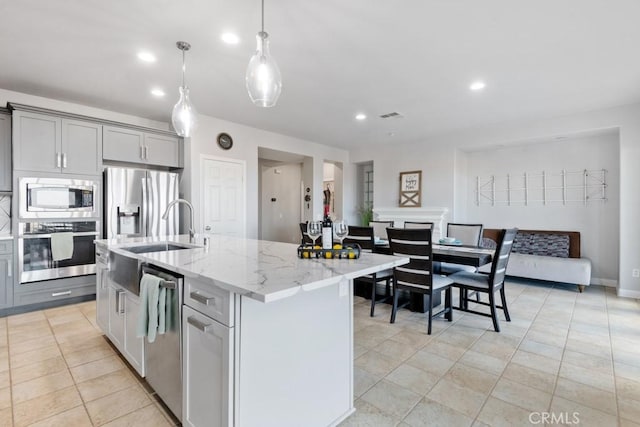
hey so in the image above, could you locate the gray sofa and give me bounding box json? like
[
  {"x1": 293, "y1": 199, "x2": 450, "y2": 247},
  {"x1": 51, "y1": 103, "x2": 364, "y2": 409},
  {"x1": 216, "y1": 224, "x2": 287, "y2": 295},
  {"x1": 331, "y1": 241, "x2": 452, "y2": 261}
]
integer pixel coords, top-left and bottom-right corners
[{"x1": 479, "y1": 229, "x2": 591, "y2": 292}]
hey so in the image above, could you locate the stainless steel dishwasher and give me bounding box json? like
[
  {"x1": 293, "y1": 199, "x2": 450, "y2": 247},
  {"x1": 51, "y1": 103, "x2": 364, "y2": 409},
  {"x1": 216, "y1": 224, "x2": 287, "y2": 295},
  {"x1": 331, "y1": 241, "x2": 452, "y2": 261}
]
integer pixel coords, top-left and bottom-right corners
[{"x1": 141, "y1": 263, "x2": 183, "y2": 420}]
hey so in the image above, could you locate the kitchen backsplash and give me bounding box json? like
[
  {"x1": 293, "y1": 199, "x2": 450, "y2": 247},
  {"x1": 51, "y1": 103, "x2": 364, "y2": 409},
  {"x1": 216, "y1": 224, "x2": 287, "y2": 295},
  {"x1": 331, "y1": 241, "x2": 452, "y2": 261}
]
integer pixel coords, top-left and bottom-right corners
[{"x1": 0, "y1": 194, "x2": 10, "y2": 235}]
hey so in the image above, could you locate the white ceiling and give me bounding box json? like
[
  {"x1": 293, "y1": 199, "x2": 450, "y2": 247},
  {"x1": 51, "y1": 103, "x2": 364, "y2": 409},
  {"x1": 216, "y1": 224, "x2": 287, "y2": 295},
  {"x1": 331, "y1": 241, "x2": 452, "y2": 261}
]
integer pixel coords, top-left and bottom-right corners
[{"x1": 1, "y1": 0, "x2": 639, "y2": 149}]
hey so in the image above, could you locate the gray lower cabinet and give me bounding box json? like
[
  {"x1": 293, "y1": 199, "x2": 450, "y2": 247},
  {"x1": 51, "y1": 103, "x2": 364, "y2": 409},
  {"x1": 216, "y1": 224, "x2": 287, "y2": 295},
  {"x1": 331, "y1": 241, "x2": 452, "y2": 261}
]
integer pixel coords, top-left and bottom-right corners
[
  {"x1": 182, "y1": 305, "x2": 233, "y2": 427},
  {"x1": 103, "y1": 125, "x2": 181, "y2": 168},
  {"x1": 106, "y1": 282, "x2": 144, "y2": 376},
  {"x1": 0, "y1": 113, "x2": 11, "y2": 192},
  {"x1": 96, "y1": 255, "x2": 110, "y2": 332},
  {"x1": 13, "y1": 110, "x2": 102, "y2": 175},
  {"x1": 0, "y1": 247, "x2": 13, "y2": 309}
]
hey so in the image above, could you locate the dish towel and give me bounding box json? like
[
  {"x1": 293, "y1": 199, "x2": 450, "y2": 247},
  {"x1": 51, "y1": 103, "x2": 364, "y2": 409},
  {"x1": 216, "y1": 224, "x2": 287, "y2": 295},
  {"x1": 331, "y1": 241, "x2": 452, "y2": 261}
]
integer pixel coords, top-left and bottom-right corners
[
  {"x1": 137, "y1": 274, "x2": 165, "y2": 343},
  {"x1": 50, "y1": 232, "x2": 74, "y2": 261}
]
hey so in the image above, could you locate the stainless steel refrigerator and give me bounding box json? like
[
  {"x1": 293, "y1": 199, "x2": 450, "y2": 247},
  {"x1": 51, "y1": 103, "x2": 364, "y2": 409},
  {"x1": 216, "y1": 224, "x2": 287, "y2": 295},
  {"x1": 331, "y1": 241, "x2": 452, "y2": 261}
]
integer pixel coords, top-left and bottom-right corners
[{"x1": 104, "y1": 167, "x2": 179, "y2": 238}]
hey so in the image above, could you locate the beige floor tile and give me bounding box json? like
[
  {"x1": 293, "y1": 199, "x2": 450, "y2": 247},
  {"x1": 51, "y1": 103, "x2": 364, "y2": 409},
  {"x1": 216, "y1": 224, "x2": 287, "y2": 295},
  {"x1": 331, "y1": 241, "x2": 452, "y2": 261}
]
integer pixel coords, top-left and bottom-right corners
[
  {"x1": 27, "y1": 405, "x2": 92, "y2": 427},
  {"x1": 426, "y1": 339, "x2": 467, "y2": 361},
  {"x1": 458, "y1": 350, "x2": 508, "y2": 376},
  {"x1": 354, "y1": 350, "x2": 402, "y2": 377},
  {"x1": 613, "y1": 348, "x2": 640, "y2": 369},
  {"x1": 619, "y1": 397, "x2": 640, "y2": 422},
  {"x1": 518, "y1": 338, "x2": 564, "y2": 360},
  {"x1": 406, "y1": 349, "x2": 455, "y2": 376},
  {"x1": 85, "y1": 385, "x2": 150, "y2": 426},
  {"x1": 387, "y1": 329, "x2": 432, "y2": 350},
  {"x1": 373, "y1": 338, "x2": 420, "y2": 362},
  {"x1": 0, "y1": 371, "x2": 9, "y2": 389},
  {"x1": 9, "y1": 344, "x2": 61, "y2": 369},
  {"x1": 616, "y1": 361, "x2": 640, "y2": 383},
  {"x1": 0, "y1": 406, "x2": 11, "y2": 427},
  {"x1": 0, "y1": 387, "x2": 9, "y2": 410},
  {"x1": 6, "y1": 311, "x2": 46, "y2": 327},
  {"x1": 101, "y1": 403, "x2": 172, "y2": 427},
  {"x1": 70, "y1": 355, "x2": 125, "y2": 384},
  {"x1": 445, "y1": 363, "x2": 499, "y2": 395},
  {"x1": 565, "y1": 337, "x2": 612, "y2": 359},
  {"x1": 403, "y1": 397, "x2": 473, "y2": 427},
  {"x1": 340, "y1": 399, "x2": 399, "y2": 427},
  {"x1": 616, "y1": 376, "x2": 640, "y2": 402},
  {"x1": 64, "y1": 344, "x2": 117, "y2": 368},
  {"x1": 550, "y1": 396, "x2": 618, "y2": 427},
  {"x1": 8, "y1": 326, "x2": 53, "y2": 345},
  {"x1": 59, "y1": 334, "x2": 110, "y2": 355},
  {"x1": 354, "y1": 367, "x2": 380, "y2": 398},
  {"x1": 353, "y1": 344, "x2": 368, "y2": 359},
  {"x1": 8, "y1": 334, "x2": 57, "y2": 355},
  {"x1": 501, "y1": 362, "x2": 556, "y2": 394},
  {"x1": 385, "y1": 363, "x2": 439, "y2": 395},
  {"x1": 476, "y1": 396, "x2": 536, "y2": 427},
  {"x1": 426, "y1": 378, "x2": 487, "y2": 419},
  {"x1": 554, "y1": 377, "x2": 617, "y2": 415},
  {"x1": 11, "y1": 369, "x2": 74, "y2": 404},
  {"x1": 76, "y1": 368, "x2": 139, "y2": 403},
  {"x1": 491, "y1": 377, "x2": 552, "y2": 412},
  {"x1": 12, "y1": 385, "x2": 82, "y2": 427},
  {"x1": 562, "y1": 349, "x2": 614, "y2": 375},
  {"x1": 10, "y1": 356, "x2": 68, "y2": 385},
  {"x1": 0, "y1": 353, "x2": 7, "y2": 373},
  {"x1": 46, "y1": 310, "x2": 88, "y2": 326},
  {"x1": 361, "y1": 379, "x2": 421, "y2": 419},
  {"x1": 559, "y1": 361, "x2": 615, "y2": 393},
  {"x1": 511, "y1": 349, "x2": 561, "y2": 375}
]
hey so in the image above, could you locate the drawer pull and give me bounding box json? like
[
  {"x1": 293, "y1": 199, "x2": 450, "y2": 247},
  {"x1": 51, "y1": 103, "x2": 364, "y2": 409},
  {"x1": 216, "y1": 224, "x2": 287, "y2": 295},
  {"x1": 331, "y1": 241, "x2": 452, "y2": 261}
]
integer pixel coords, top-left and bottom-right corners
[
  {"x1": 187, "y1": 316, "x2": 213, "y2": 333},
  {"x1": 190, "y1": 291, "x2": 216, "y2": 306},
  {"x1": 52, "y1": 290, "x2": 72, "y2": 297}
]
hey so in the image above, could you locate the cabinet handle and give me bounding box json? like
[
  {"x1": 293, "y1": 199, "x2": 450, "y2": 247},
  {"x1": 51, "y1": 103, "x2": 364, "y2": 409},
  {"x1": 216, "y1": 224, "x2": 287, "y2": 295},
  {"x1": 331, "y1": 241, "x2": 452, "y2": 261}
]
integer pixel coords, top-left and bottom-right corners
[
  {"x1": 190, "y1": 291, "x2": 216, "y2": 306},
  {"x1": 140, "y1": 145, "x2": 144, "y2": 160},
  {"x1": 52, "y1": 290, "x2": 71, "y2": 297},
  {"x1": 143, "y1": 145, "x2": 148, "y2": 160},
  {"x1": 56, "y1": 152, "x2": 61, "y2": 168},
  {"x1": 187, "y1": 315, "x2": 213, "y2": 333},
  {"x1": 62, "y1": 153, "x2": 67, "y2": 168},
  {"x1": 118, "y1": 290, "x2": 126, "y2": 315},
  {"x1": 7, "y1": 262, "x2": 11, "y2": 277}
]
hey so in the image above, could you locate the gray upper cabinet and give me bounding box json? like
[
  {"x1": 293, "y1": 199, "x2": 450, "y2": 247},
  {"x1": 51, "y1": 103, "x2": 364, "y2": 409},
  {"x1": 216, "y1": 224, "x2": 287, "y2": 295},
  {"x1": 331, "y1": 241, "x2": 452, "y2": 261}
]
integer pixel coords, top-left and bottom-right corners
[
  {"x1": 103, "y1": 125, "x2": 181, "y2": 168},
  {"x1": 13, "y1": 110, "x2": 102, "y2": 176},
  {"x1": 0, "y1": 113, "x2": 10, "y2": 191}
]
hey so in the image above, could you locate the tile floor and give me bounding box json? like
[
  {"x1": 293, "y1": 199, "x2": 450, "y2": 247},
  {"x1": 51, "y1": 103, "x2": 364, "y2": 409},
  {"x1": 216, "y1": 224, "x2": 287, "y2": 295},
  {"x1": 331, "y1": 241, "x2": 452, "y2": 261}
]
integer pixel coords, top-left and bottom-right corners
[
  {"x1": 0, "y1": 301, "x2": 179, "y2": 427},
  {"x1": 342, "y1": 281, "x2": 640, "y2": 427},
  {"x1": 0, "y1": 281, "x2": 638, "y2": 426}
]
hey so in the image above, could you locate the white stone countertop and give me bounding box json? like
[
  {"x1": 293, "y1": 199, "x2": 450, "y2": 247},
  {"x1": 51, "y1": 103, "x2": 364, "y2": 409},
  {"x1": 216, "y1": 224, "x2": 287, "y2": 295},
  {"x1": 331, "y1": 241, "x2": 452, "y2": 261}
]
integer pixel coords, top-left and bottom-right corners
[{"x1": 95, "y1": 234, "x2": 409, "y2": 303}]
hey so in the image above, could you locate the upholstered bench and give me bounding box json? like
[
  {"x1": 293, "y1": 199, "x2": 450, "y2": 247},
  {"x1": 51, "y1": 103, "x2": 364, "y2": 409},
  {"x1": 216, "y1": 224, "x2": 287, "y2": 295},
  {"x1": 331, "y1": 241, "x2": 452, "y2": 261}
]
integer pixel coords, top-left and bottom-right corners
[{"x1": 479, "y1": 229, "x2": 591, "y2": 292}]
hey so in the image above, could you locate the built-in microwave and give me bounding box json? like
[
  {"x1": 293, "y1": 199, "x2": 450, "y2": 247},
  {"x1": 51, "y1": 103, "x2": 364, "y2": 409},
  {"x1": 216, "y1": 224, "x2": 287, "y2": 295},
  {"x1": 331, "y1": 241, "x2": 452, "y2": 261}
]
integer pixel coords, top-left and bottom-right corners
[{"x1": 19, "y1": 177, "x2": 99, "y2": 219}]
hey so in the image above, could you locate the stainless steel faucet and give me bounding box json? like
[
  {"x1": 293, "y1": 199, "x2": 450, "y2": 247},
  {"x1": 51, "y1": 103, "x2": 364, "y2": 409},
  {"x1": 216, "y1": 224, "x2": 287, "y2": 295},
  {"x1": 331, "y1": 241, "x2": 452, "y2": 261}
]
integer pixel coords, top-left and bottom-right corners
[{"x1": 162, "y1": 199, "x2": 196, "y2": 243}]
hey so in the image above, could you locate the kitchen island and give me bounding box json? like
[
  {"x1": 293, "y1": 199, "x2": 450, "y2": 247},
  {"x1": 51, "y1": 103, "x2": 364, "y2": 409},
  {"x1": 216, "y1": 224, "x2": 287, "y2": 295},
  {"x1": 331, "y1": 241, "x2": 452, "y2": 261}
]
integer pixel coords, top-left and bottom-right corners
[{"x1": 95, "y1": 234, "x2": 408, "y2": 427}]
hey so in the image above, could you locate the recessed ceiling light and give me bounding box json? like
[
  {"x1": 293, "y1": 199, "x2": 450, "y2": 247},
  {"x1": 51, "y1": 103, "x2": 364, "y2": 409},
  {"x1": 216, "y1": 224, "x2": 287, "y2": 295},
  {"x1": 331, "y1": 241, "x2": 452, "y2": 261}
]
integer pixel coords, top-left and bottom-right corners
[
  {"x1": 355, "y1": 113, "x2": 367, "y2": 121},
  {"x1": 221, "y1": 33, "x2": 240, "y2": 45},
  {"x1": 470, "y1": 81, "x2": 486, "y2": 91},
  {"x1": 151, "y1": 88, "x2": 165, "y2": 97},
  {"x1": 137, "y1": 51, "x2": 157, "y2": 63}
]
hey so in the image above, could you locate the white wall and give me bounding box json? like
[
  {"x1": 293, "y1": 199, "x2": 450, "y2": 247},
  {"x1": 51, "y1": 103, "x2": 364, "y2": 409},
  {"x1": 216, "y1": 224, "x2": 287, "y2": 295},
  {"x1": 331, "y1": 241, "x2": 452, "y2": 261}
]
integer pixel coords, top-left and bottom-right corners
[
  {"x1": 465, "y1": 133, "x2": 619, "y2": 283},
  {"x1": 350, "y1": 102, "x2": 640, "y2": 298},
  {"x1": 185, "y1": 114, "x2": 350, "y2": 240}
]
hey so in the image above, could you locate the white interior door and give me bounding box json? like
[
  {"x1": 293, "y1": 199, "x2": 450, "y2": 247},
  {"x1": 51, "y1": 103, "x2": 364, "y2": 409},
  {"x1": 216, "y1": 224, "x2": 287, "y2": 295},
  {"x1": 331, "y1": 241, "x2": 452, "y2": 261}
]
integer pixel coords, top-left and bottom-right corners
[{"x1": 201, "y1": 157, "x2": 246, "y2": 237}]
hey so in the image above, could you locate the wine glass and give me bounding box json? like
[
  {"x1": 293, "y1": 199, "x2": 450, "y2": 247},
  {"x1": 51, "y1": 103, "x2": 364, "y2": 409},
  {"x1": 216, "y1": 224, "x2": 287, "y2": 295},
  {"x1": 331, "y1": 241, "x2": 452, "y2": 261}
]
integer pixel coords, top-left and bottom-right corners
[
  {"x1": 333, "y1": 221, "x2": 348, "y2": 247},
  {"x1": 307, "y1": 221, "x2": 322, "y2": 247}
]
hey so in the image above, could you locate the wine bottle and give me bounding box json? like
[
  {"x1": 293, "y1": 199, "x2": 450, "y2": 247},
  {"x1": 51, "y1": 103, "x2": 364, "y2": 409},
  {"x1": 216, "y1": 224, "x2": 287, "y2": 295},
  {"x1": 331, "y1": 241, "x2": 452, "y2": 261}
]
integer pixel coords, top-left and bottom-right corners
[{"x1": 322, "y1": 214, "x2": 333, "y2": 250}]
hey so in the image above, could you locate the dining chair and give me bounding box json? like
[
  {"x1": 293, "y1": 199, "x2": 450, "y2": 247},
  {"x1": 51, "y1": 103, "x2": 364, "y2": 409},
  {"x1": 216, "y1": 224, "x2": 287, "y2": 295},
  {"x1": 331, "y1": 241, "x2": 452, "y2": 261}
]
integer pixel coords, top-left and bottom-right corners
[
  {"x1": 387, "y1": 227, "x2": 453, "y2": 334},
  {"x1": 440, "y1": 223, "x2": 484, "y2": 275},
  {"x1": 404, "y1": 221, "x2": 434, "y2": 229},
  {"x1": 344, "y1": 226, "x2": 394, "y2": 317},
  {"x1": 299, "y1": 222, "x2": 312, "y2": 245},
  {"x1": 369, "y1": 221, "x2": 394, "y2": 241},
  {"x1": 448, "y1": 228, "x2": 517, "y2": 332}
]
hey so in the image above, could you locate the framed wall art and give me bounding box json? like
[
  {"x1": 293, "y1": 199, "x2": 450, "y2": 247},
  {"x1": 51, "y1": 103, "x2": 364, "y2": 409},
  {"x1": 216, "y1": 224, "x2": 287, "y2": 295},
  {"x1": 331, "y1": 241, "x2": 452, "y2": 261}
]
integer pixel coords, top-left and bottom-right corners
[{"x1": 399, "y1": 170, "x2": 422, "y2": 207}]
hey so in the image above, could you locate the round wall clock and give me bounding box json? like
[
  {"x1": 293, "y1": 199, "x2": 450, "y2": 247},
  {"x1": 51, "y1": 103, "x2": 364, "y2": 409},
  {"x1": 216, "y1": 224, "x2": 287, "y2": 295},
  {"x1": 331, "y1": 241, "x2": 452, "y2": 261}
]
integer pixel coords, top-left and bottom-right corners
[{"x1": 217, "y1": 132, "x2": 233, "y2": 150}]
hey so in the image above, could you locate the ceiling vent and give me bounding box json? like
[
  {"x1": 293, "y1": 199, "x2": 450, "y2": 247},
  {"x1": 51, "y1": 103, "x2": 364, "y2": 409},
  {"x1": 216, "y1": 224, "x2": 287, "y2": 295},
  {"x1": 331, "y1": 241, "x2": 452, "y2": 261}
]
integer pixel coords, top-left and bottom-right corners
[{"x1": 379, "y1": 111, "x2": 403, "y2": 119}]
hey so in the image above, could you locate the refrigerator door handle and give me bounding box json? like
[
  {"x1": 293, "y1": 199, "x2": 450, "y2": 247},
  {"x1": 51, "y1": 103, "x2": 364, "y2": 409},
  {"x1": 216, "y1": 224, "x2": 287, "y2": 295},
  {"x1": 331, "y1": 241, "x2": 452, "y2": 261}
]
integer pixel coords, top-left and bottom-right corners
[{"x1": 141, "y1": 177, "x2": 148, "y2": 237}]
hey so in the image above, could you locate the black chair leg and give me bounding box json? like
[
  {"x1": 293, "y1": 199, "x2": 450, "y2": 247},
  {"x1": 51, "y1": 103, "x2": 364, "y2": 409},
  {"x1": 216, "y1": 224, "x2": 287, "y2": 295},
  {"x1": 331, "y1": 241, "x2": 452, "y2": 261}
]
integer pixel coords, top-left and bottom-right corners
[
  {"x1": 390, "y1": 286, "x2": 399, "y2": 324},
  {"x1": 500, "y1": 287, "x2": 511, "y2": 322},
  {"x1": 370, "y1": 275, "x2": 377, "y2": 317},
  {"x1": 445, "y1": 288, "x2": 452, "y2": 321},
  {"x1": 488, "y1": 291, "x2": 500, "y2": 332},
  {"x1": 427, "y1": 292, "x2": 433, "y2": 335}
]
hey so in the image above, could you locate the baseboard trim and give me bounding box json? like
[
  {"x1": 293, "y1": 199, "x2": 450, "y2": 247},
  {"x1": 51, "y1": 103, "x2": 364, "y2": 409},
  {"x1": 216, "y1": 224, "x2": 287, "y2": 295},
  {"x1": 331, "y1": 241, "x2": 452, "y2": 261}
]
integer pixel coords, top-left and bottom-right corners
[
  {"x1": 617, "y1": 288, "x2": 640, "y2": 299},
  {"x1": 590, "y1": 278, "x2": 618, "y2": 288}
]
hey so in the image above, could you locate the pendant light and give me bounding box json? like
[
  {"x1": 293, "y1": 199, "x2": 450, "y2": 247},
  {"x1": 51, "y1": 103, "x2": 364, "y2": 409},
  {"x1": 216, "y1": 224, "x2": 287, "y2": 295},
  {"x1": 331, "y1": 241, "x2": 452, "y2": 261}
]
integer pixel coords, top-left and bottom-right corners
[
  {"x1": 171, "y1": 41, "x2": 198, "y2": 137},
  {"x1": 246, "y1": 0, "x2": 282, "y2": 107}
]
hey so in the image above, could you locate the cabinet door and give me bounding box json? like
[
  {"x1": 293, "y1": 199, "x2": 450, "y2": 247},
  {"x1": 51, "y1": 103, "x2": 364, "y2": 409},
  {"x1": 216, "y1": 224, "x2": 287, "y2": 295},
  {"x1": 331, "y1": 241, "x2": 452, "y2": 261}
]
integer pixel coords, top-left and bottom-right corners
[
  {"x1": 182, "y1": 306, "x2": 233, "y2": 427},
  {"x1": 13, "y1": 111, "x2": 62, "y2": 173},
  {"x1": 0, "y1": 254, "x2": 12, "y2": 309},
  {"x1": 62, "y1": 119, "x2": 102, "y2": 176},
  {"x1": 0, "y1": 114, "x2": 11, "y2": 191},
  {"x1": 95, "y1": 264, "x2": 110, "y2": 333},
  {"x1": 144, "y1": 133, "x2": 181, "y2": 168},
  {"x1": 103, "y1": 126, "x2": 143, "y2": 163},
  {"x1": 107, "y1": 285, "x2": 125, "y2": 348},
  {"x1": 123, "y1": 292, "x2": 144, "y2": 376}
]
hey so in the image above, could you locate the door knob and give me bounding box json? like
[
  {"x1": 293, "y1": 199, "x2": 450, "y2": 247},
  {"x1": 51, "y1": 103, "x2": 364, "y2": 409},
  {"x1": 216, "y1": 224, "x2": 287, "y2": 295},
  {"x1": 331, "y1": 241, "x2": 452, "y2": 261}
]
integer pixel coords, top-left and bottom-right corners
[{"x1": 205, "y1": 226, "x2": 211, "y2": 231}]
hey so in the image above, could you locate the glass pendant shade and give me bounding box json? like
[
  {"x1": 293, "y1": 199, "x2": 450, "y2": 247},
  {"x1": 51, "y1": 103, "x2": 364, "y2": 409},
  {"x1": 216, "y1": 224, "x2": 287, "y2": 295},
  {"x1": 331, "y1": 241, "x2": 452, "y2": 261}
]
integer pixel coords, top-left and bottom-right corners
[
  {"x1": 246, "y1": 32, "x2": 282, "y2": 107},
  {"x1": 172, "y1": 86, "x2": 198, "y2": 137}
]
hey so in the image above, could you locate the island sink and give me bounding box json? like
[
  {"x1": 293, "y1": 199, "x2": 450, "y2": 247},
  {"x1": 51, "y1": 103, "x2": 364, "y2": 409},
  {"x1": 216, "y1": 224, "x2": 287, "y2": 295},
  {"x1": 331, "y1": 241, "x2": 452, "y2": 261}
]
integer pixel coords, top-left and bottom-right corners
[{"x1": 121, "y1": 242, "x2": 195, "y2": 254}]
